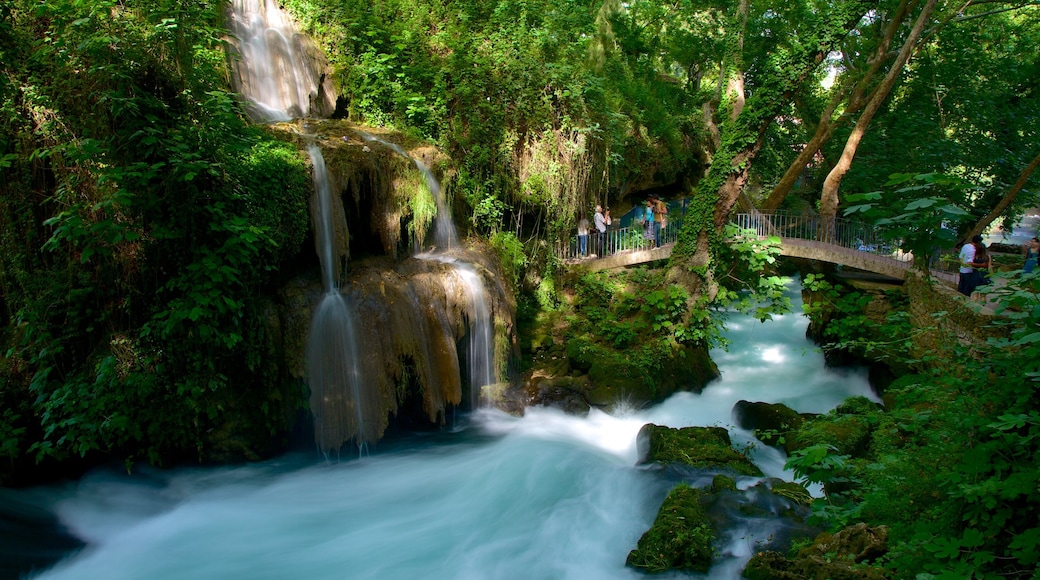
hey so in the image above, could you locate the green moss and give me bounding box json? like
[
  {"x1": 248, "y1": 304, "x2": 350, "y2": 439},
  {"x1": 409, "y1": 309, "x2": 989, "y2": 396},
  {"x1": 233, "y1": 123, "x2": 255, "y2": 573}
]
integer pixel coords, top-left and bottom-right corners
[
  {"x1": 638, "y1": 424, "x2": 763, "y2": 477},
  {"x1": 626, "y1": 484, "x2": 715, "y2": 573},
  {"x1": 712, "y1": 474, "x2": 737, "y2": 492},
  {"x1": 789, "y1": 415, "x2": 873, "y2": 458}
]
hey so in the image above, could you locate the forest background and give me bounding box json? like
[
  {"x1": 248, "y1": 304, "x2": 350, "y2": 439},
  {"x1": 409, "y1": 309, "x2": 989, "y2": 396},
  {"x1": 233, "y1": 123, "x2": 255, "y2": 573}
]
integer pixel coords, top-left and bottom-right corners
[{"x1": 1, "y1": 0, "x2": 1040, "y2": 577}]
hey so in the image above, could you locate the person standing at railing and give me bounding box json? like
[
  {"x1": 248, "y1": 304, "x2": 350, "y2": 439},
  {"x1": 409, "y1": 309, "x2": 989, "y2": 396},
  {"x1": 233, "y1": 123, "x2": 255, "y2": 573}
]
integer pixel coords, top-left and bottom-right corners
[
  {"x1": 958, "y1": 234, "x2": 986, "y2": 296},
  {"x1": 643, "y1": 199, "x2": 655, "y2": 246},
  {"x1": 594, "y1": 205, "x2": 607, "y2": 257},
  {"x1": 577, "y1": 217, "x2": 590, "y2": 257},
  {"x1": 652, "y1": 196, "x2": 667, "y2": 248}
]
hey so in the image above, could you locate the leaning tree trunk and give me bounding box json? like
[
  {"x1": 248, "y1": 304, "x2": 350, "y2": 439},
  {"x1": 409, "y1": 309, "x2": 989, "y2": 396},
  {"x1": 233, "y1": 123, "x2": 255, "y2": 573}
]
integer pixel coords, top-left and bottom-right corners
[
  {"x1": 667, "y1": 1, "x2": 872, "y2": 302},
  {"x1": 761, "y1": 0, "x2": 913, "y2": 212},
  {"x1": 964, "y1": 152, "x2": 1040, "y2": 241},
  {"x1": 818, "y1": 0, "x2": 938, "y2": 239}
]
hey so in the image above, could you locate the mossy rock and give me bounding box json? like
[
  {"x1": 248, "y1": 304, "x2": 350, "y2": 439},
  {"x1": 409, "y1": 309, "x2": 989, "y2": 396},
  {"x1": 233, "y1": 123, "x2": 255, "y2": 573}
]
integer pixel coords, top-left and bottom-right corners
[
  {"x1": 743, "y1": 523, "x2": 889, "y2": 580},
  {"x1": 712, "y1": 474, "x2": 737, "y2": 492},
  {"x1": 732, "y1": 401, "x2": 810, "y2": 449},
  {"x1": 788, "y1": 414, "x2": 873, "y2": 458},
  {"x1": 565, "y1": 335, "x2": 597, "y2": 372},
  {"x1": 658, "y1": 344, "x2": 719, "y2": 394},
  {"x1": 834, "y1": 395, "x2": 883, "y2": 416},
  {"x1": 636, "y1": 424, "x2": 763, "y2": 477},
  {"x1": 585, "y1": 353, "x2": 653, "y2": 407},
  {"x1": 626, "y1": 484, "x2": 715, "y2": 574}
]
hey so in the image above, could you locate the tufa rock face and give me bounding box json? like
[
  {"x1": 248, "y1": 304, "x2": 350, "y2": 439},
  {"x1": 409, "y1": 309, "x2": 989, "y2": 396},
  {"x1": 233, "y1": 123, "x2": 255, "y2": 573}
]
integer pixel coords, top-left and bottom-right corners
[{"x1": 274, "y1": 249, "x2": 518, "y2": 452}]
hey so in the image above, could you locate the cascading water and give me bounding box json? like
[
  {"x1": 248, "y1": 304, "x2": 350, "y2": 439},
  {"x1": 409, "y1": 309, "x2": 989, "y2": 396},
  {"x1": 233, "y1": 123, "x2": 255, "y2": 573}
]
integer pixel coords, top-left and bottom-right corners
[
  {"x1": 225, "y1": 0, "x2": 334, "y2": 121},
  {"x1": 14, "y1": 279, "x2": 881, "y2": 580},
  {"x1": 358, "y1": 132, "x2": 459, "y2": 251},
  {"x1": 227, "y1": 0, "x2": 370, "y2": 449},
  {"x1": 304, "y1": 146, "x2": 370, "y2": 451},
  {"x1": 359, "y1": 132, "x2": 496, "y2": 405}
]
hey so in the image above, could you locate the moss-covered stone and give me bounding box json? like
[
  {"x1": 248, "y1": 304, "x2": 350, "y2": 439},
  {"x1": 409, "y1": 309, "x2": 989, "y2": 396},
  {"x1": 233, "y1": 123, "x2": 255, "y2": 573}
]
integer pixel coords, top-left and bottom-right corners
[
  {"x1": 626, "y1": 484, "x2": 715, "y2": 573},
  {"x1": 743, "y1": 523, "x2": 889, "y2": 580},
  {"x1": 834, "y1": 395, "x2": 882, "y2": 416},
  {"x1": 732, "y1": 400, "x2": 810, "y2": 449},
  {"x1": 788, "y1": 414, "x2": 873, "y2": 458},
  {"x1": 712, "y1": 474, "x2": 737, "y2": 492},
  {"x1": 636, "y1": 424, "x2": 763, "y2": 477}
]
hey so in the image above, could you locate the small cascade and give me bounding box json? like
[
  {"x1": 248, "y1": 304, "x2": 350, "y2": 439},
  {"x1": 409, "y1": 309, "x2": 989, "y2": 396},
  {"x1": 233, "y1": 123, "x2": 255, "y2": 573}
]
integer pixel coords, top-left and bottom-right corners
[
  {"x1": 359, "y1": 132, "x2": 496, "y2": 406},
  {"x1": 456, "y1": 264, "x2": 496, "y2": 407},
  {"x1": 358, "y1": 132, "x2": 459, "y2": 251},
  {"x1": 226, "y1": 0, "x2": 335, "y2": 122},
  {"x1": 304, "y1": 146, "x2": 373, "y2": 451}
]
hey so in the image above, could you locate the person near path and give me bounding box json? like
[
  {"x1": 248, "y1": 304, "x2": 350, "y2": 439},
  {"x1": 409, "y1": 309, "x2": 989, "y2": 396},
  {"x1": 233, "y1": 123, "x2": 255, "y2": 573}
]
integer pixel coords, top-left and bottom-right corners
[
  {"x1": 594, "y1": 205, "x2": 607, "y2": 257},
  {"x1": 958, "y1": 235, "x2": 982, "y2": 296},
  {"x1": 1024, "y1": 237, "x2": 1039, "y2": 273},
  {"x1": 642, "y1": 199, "x2": 655, "y2": 246},
  {"x1": 972, "y1": 238, "x2": 992, "y2": 289},
  {"x1": 652, "y1": 197, "x2": 667, "y2": 248},
  {"x1": 577, "y1": 217, "x2": 590, "y2": 257}
]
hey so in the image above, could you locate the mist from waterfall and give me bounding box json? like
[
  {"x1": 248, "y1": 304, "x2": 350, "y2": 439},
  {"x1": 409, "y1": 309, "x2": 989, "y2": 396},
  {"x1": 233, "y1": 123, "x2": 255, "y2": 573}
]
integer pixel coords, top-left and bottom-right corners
[{"x1": 226, "y1": 0, "x2": 330, "y2": 122}]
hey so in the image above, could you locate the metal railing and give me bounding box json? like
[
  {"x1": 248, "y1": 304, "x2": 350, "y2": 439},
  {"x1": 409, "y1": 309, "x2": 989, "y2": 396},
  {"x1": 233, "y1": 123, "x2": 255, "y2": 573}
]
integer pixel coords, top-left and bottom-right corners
[
  {"x1": 557, "y1": 206, "x2": 939, "y2": 271},
  {"x1": 730, "y1": 210, "x2": 912, "y2": 264},
  {"x1": 558, "y1": 217, "x2": 684, "y2": 261}
]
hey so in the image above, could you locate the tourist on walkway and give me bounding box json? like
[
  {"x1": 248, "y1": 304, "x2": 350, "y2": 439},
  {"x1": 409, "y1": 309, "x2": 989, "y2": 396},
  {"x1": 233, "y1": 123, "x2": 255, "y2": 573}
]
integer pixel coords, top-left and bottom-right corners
[
  {"x1": 958, "y1": 235, "x2": 983, "y2": 296},
  {"x1": 1024, "y1": 237, "x2": 1039, "y2": 273},
  {"x1": 594, "y1": 205, "x2": 607, "y2": 256},
  {"x1": 652, "y1": 196, "x2": 667, "y2": 248},
  {"x1": 972, "y1": 237, "x2": 992, "y2": 288},
  {"x1": 643, "y1": 199, "x2": 655, "y2": 246},
  {"x1": 577, "y1": 217, "x2": 589, "y2": 257}
]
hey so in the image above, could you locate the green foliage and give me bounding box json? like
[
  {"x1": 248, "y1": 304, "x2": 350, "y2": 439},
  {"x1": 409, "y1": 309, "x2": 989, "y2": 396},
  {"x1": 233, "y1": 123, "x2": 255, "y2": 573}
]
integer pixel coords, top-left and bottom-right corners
[
  {"x1": 0, "y1": 0, "x2": 307, "y2": 474},
  {"x1": 788, "y1": 267, "x2": 1040, "y2": 578},
  {"x1": 843, "y1": 172, "x2": 973, "y2": 265},
  {"x1": 488, "y1": 231, "x2": 527, "y2": 292}
]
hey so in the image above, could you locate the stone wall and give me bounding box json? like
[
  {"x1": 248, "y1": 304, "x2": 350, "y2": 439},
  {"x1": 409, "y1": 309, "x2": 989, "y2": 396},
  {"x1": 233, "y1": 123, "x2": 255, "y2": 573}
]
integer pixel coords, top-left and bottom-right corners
[{"x1": 901, "y1": 270, "x2": 1007, "y2": 361}]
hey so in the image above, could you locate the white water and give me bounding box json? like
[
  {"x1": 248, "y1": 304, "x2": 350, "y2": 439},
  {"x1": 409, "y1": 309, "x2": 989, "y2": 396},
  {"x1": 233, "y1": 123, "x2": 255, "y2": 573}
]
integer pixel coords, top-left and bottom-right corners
[
  {"x1": 304, "y1": 146, "x2": 370, "y2": 448},
  {"x1": 24, "y1": 280, "x2": 877, "y2": 580},
  {"x1": 360, "y1": 131, "x2": 494, "y2": 403},
  {"x1": 417, "y1": 253, "x2": 497, "y2": 407},
  {"x1": 358, "y1": 132, "x2": 459, "y2": 251},
  {"x1": 227, "y1": 0, "x2": 325, "y2": 121}
]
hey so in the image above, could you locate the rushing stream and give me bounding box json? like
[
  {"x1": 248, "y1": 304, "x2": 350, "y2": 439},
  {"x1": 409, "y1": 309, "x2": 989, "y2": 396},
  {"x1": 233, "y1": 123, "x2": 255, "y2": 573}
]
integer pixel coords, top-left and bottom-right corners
[{"x1": 6, "y1": 279, "x2": 879, "y2": 580}]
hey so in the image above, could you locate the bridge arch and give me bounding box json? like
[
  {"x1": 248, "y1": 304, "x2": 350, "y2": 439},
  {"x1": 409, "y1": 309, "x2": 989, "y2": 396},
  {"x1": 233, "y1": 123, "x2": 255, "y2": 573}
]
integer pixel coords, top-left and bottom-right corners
[{"x1": 559, "y1": 210, "x2": 957, "y2": 285}]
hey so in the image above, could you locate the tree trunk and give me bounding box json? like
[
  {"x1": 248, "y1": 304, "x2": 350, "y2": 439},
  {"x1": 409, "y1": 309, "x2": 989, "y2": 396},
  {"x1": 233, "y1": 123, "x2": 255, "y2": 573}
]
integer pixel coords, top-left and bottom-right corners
[
  {"x1": 818, "y1": 0, "x2": 938, "y2": 235},
  {"x1": 667, "y1": 1, "x2": 871, "y2": 299},
  {"x1": 965, "y1": 152, "x2": 1040, "y2": 240},
  {"x1": 762, "y1": 0, "x2": 913, "y2": 212}
]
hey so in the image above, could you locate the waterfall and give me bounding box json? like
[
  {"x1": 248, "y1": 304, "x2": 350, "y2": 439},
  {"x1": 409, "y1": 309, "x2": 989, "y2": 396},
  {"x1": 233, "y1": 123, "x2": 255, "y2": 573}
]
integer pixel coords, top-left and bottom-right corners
[
  {"x1": 304, "y1": 146, "x2": 371, "y2": 451},
  {"x1": 358, "y1": 133, "x2": 459, "y2": 251},
  {"x1": 455, "y1": 265, "x2": 495, "y2": 406},
  {"x1": 359, "y1": 132, "x2": 496, "y2": 406},
  {"x1": 226, "y1": 0, "x2": 334, "y2": 122},
  {"x1": 227, "y1": 0, "x2": 370, "y2": 450}
]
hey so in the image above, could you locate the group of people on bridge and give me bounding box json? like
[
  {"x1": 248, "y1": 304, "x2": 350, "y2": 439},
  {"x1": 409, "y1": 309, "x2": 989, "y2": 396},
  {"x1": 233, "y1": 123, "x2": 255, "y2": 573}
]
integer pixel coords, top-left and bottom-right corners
[
  {"x1": 576, "y1": 205, "x2": 612, "y2": 258},
  {"x1": 575, "y1": 197, "x2": 671, "y2": 259}
]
